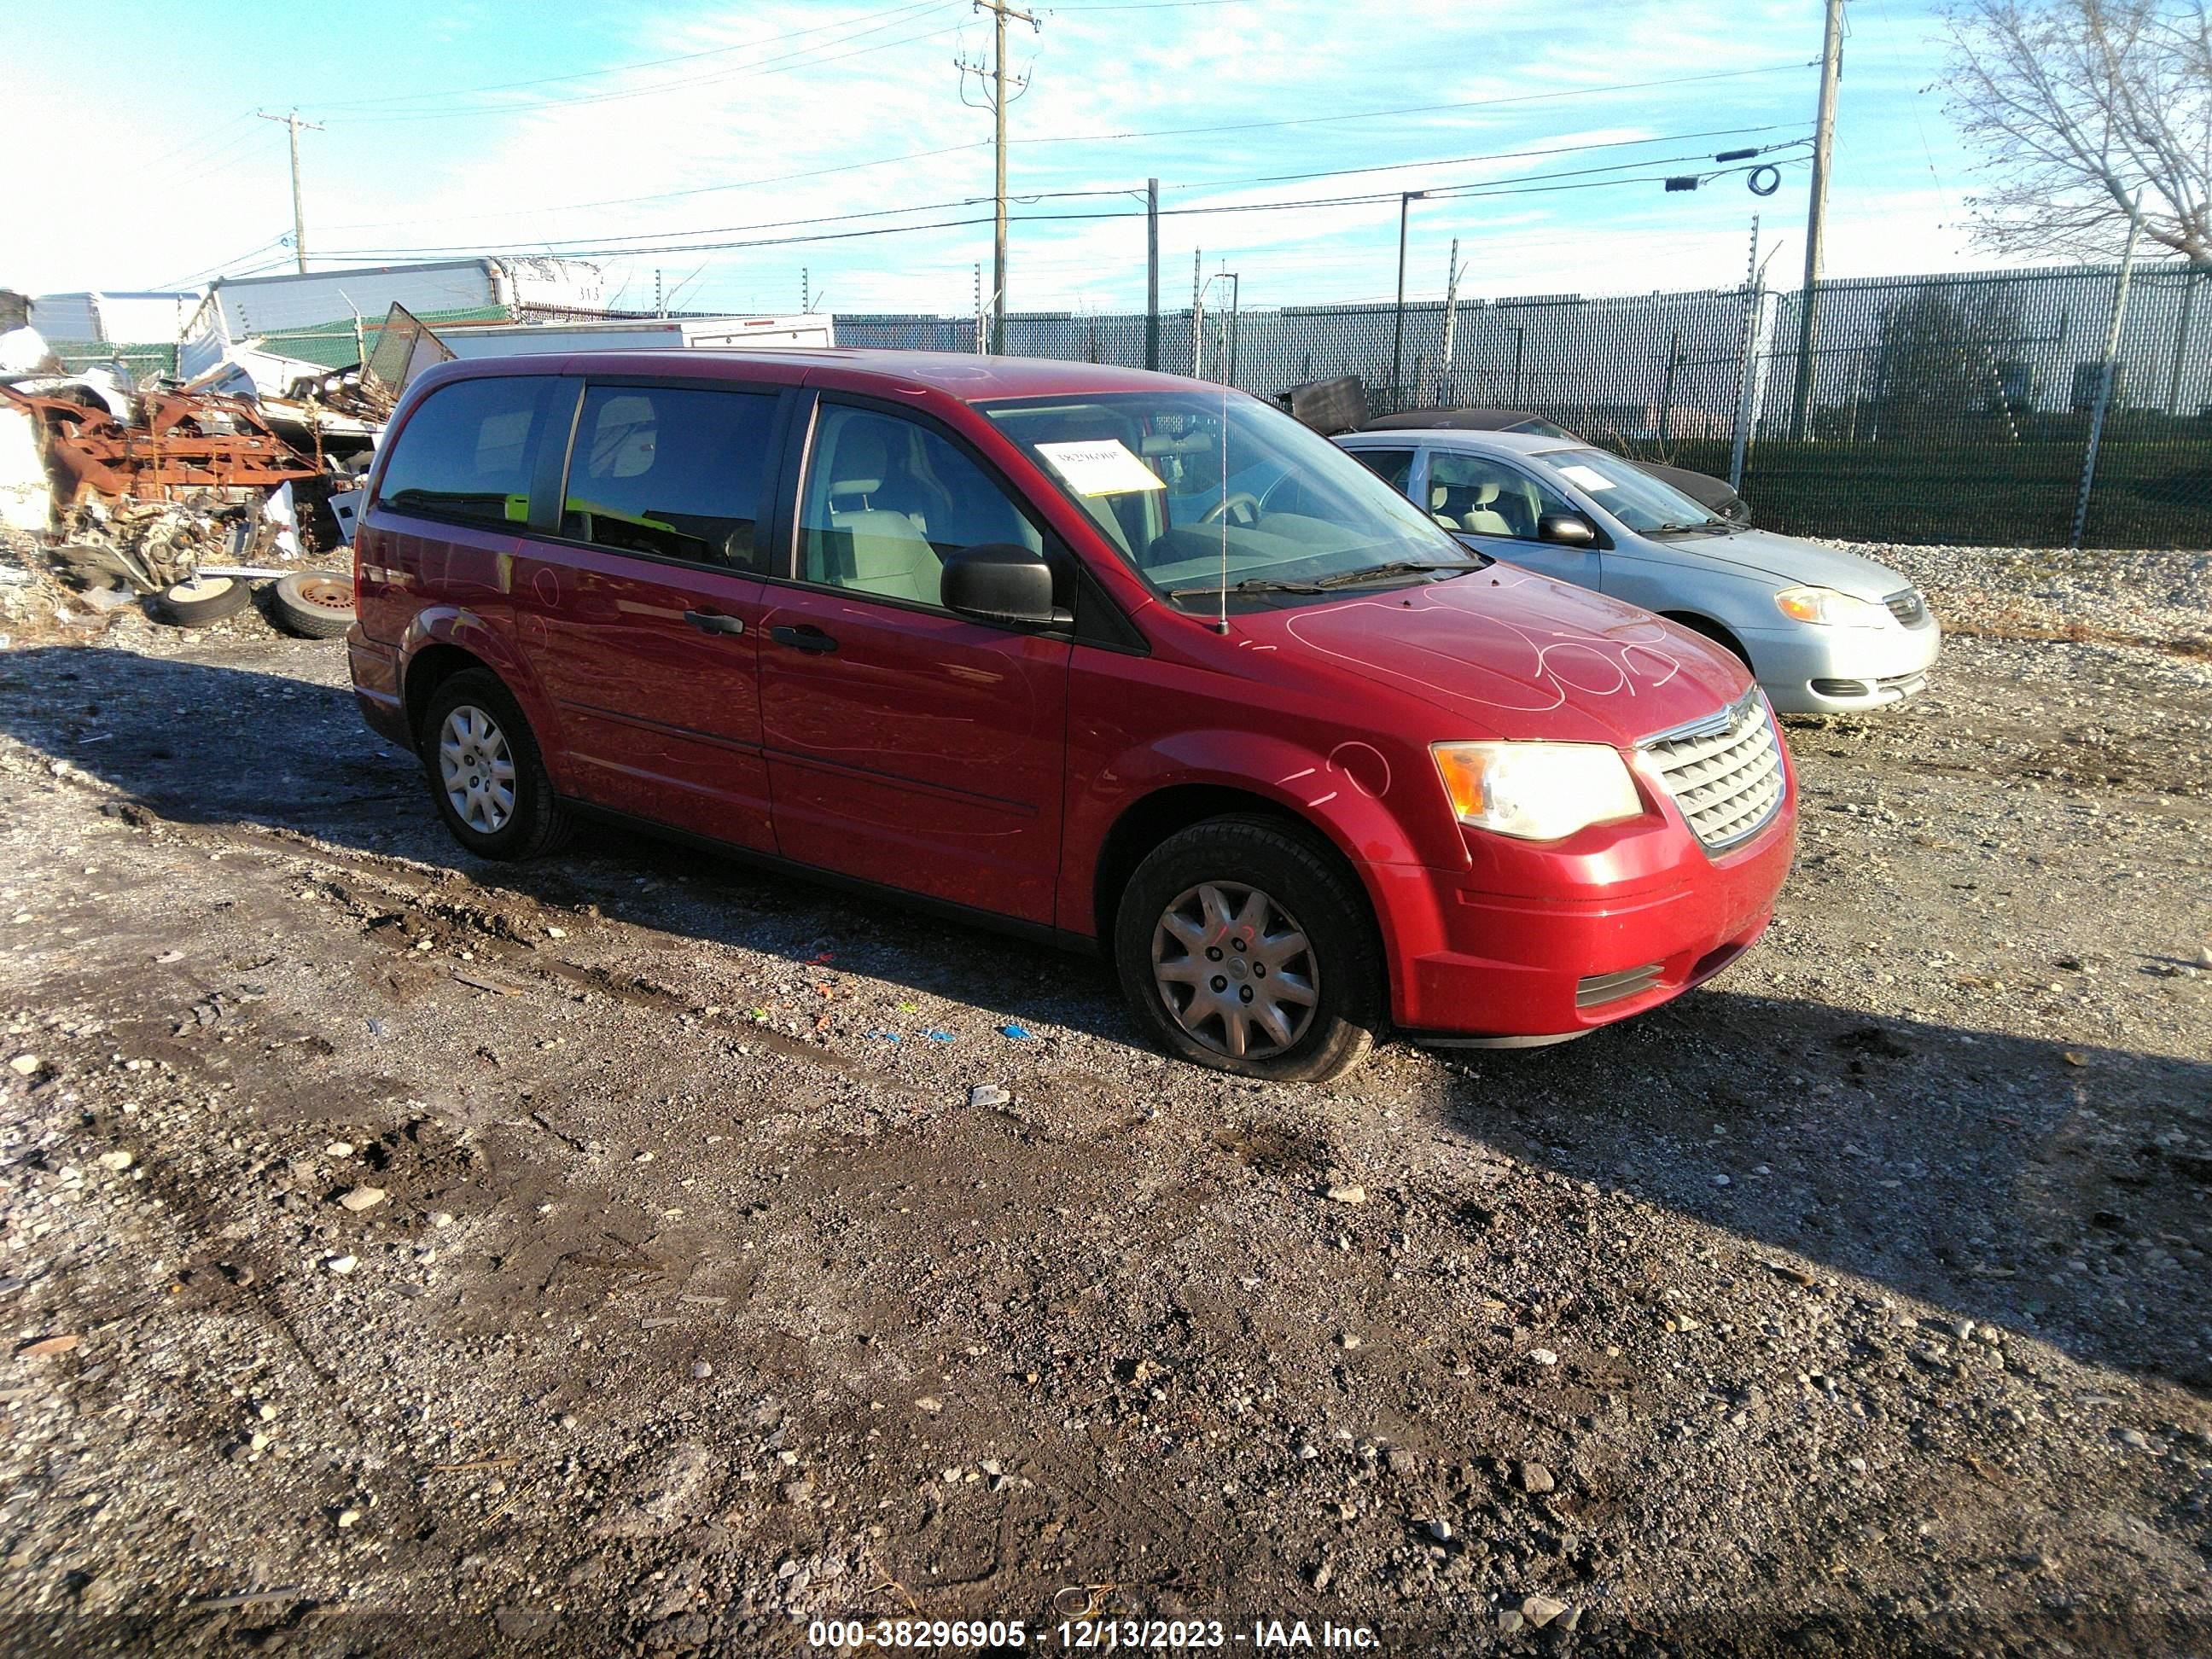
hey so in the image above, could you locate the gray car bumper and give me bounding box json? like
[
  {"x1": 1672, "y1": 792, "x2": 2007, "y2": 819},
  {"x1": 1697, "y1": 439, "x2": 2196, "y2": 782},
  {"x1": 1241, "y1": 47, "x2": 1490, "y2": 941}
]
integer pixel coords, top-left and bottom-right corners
[{"x1": 1741, "y1": 619, "x2": 1942, "y2": 714}]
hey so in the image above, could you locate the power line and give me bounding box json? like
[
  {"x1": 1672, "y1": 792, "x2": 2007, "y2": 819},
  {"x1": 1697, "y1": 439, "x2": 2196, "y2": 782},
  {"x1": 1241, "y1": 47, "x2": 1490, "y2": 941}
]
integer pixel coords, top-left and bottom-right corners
[
  {"x1": 164, "y1": 127, "x2": 276, "y2": 192},
  {"x1": 1166, "y1": 124, "x2": 1801, "y2": 194},
  {"x1": 156, "y1": 234, "x2": 292, "y2": 290},
  {"x1": 137, "y1": 113, "x2": 256, "y2": 177},
  {"x1": 317, "y1": 186, "x2": 1135, "y2": 261},
  {"x1": 317, "y1": 140, "x2": 994, "y2": 234},
  {"x1": 317, "y1": 61, "x2": 1815, "y2": 235},
  {"x1": 319, "y1": 153, "x2": 1809, "y2": 265},
  {"x1": 314, "y1": 127, "x2": 1803, "y2": 263}
]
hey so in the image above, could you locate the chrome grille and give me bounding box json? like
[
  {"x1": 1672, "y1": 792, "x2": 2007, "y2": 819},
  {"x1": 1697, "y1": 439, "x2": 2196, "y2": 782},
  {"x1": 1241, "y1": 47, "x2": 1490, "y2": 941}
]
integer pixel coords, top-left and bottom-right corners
[
  {"x1": 1883, "y1": 588, "x2": 1926, "y2": 626},
  {"x1": 1641, "y1": 692, "x2": 1786, "y2": 852}
]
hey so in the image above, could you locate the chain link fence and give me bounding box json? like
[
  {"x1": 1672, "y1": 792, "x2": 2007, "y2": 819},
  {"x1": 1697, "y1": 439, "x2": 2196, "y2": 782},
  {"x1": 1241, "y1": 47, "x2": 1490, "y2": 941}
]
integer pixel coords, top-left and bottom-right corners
[{"x1": 841, "y1": 260, "x2": 2212, "y2": 550}]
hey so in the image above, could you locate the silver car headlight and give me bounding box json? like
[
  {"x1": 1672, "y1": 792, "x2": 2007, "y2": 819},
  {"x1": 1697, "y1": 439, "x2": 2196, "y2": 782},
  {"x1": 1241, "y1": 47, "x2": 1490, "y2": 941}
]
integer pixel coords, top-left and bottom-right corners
[
  {"x1": 1775, "y1": 585, "x2": 1889, "y2": 628},
  {"x1": 1431, "y1": 742, "x2": 1644, "y2": 841}
]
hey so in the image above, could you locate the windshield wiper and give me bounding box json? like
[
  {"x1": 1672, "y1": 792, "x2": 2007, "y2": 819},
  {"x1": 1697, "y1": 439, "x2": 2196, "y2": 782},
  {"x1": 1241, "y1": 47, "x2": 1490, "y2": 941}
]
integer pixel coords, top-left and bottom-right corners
[
  {"x1": 1312, "y1": 559, "x2": 1476, "y2": 589},
  {"x1": 1166, "y1": 576, "x2": 1330, "y2": 599},
  {"x1": 1649, "y1": 518, "x2": 1732, "y2": 537}
]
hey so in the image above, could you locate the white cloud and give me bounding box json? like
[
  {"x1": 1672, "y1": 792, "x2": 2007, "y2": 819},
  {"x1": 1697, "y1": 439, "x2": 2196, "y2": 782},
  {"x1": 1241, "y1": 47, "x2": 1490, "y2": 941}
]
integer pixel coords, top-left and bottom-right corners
[{"x1": 3, "y1": 0, "x2": 1994, "y2": 323}]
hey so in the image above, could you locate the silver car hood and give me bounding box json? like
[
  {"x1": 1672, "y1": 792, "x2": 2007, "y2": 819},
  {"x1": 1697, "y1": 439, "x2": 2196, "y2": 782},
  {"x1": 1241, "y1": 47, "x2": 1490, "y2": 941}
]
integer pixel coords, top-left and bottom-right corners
[{"x1": 1645, "y1": 527, "x2": 1910, "y2": 600}]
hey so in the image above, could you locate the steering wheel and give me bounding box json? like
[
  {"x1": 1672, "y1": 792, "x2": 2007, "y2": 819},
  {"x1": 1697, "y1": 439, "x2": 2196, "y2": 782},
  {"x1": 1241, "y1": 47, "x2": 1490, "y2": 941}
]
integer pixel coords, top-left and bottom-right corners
[{"x1": 1199, "y1": 492, "x2": 1262, "y2": 528}]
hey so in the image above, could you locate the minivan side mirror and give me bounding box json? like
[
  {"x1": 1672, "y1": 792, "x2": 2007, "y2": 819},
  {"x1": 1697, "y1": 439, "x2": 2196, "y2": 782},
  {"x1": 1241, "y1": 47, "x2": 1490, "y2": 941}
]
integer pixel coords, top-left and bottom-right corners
[
  {"x1": 1536, "y1": 512, "x2": 1600, "y2": 548},
  {"x1": 940, "y1": 543, "x2": 1070, "y2": 628}
]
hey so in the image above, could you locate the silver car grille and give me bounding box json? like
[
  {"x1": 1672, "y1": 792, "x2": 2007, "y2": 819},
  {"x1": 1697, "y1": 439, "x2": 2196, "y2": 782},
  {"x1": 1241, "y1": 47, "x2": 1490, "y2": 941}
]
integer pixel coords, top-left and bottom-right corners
[
  {"x1": 1641, "y1": 691, "x2": 1787, "y2": 852},
  {"x1": 1883, "y1": 588, "x2": 1926, "y2": 626}
]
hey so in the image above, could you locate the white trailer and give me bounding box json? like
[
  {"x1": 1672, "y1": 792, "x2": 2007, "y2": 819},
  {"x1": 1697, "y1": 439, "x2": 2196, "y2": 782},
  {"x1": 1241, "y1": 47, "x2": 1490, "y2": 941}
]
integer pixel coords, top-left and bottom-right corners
[
  {"x1": 207, "y1": 258, "x2": 608, "y2": 337},
  {"x1": 436, "y1": 313, "x2": 835, "y2": 359}
]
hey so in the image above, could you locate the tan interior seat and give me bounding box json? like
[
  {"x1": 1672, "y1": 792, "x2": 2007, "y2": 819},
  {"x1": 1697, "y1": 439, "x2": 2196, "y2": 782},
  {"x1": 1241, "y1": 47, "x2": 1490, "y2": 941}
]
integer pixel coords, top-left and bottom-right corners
[
  {"x1": 1459, "y1": 481, "x2": 1513, "y2": 537},
  {"x1": 825, "y1": 427, "x2": 942, "y2": 603}
]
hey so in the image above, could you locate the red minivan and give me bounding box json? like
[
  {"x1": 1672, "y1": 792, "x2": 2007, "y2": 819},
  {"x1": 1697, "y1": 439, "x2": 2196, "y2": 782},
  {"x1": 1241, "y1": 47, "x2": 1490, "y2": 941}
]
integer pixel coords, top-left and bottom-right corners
[{"x1": 347, "y1": 352, "x2": 1795, "y2": 1081}]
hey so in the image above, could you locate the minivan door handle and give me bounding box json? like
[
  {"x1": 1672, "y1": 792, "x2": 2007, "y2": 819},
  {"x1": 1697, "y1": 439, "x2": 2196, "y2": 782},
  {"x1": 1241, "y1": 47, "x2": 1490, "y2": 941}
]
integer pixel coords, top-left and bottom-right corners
[
  {"x1": 770, "y1": 624, "x2": 839, "y2": 655},
  {"x1": 683, "y1": 609, "x2": 746, "y2": 636}
]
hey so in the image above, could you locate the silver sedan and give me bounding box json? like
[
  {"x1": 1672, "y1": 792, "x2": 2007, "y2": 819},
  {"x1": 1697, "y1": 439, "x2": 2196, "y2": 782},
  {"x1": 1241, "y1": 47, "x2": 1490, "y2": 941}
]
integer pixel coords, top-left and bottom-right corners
[{"x1": 1336, "y1": 428, "x2": 1941, "y2": 715}]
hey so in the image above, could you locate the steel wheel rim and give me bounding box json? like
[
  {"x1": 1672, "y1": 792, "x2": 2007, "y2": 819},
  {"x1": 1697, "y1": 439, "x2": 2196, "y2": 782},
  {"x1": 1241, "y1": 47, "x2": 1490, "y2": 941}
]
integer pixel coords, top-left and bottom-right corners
[
  {"x1": 1150, "y1": 880, "x2": 1318, "y2": 1061},
  {"x1": 294, "y1": 575, "x2": 353, "y2": 612},
  {"x1": 437, "y1": 705, "x2": 517, "y2": 835}
]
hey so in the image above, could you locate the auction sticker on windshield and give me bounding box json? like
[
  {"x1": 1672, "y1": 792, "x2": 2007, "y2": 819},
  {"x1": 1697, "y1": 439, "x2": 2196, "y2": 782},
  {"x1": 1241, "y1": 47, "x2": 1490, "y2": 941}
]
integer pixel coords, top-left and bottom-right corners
[
  {"x1": 1036, "y1": 439, "x2": 1167, "y2": 495},
  {"x1": 1555, "y1": 463, "x2": 1615, "y2": 492}
]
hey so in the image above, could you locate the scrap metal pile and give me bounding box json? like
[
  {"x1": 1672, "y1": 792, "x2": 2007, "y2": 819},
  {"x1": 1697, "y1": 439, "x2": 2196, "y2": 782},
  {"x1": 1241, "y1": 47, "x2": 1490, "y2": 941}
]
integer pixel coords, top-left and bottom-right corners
[{"x1": 0, "y1": 301, "x2": 444, "y2": 638}]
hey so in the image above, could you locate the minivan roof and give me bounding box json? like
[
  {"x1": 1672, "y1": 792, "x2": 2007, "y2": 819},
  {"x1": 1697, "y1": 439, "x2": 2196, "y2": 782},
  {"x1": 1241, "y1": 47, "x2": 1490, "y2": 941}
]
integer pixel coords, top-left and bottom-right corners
[{"x1": 435, "y1": 347, "x2": 1217, "y2": 404}]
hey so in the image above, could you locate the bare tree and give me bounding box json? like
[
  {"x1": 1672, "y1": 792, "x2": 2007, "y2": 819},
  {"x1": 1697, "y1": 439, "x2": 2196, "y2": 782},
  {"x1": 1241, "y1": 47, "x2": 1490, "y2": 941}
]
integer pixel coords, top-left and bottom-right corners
[{"x1": 1945, "y1": 0, "x2": 2211, "y2": 268}]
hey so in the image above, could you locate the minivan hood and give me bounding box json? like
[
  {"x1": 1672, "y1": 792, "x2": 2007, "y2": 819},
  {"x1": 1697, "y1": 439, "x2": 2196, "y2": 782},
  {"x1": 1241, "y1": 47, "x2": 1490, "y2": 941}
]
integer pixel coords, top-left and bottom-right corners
[
  {"x1": 1249, "y1": 564, "x2": 1750, "y2": 748},
  {"x1": 1654, "y1": 527, "x2": 1910, "y2": 600}
]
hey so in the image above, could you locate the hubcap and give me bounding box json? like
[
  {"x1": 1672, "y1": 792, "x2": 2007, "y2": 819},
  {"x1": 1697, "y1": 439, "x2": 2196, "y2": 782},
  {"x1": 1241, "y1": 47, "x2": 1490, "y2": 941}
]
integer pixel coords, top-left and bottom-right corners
[
  {"x1": 1150, "y1": 881, "x2": 1318, "y2": 1061},
  {"x1": 437, "y1": 705, "x2": 517, "y2": 835}
]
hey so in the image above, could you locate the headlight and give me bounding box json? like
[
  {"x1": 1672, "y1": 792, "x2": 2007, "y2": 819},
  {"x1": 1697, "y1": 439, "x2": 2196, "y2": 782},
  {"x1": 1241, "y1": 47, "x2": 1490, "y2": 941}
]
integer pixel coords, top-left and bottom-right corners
[
  {"x1": 1775, "y1": 585, "x2": 1889, "y2": 627},
  {"x1": 1431, "y1": 742, "x2": 1644, "y2": 841}
]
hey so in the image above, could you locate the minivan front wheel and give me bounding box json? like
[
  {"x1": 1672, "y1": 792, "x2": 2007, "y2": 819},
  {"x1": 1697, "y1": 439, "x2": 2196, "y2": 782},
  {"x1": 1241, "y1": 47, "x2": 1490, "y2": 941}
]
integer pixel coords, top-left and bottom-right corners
[
  {"x1": 419, "y1": 670, "x2": 571, "y2": 860},
  {"x1": 1115, "y1": 817, "x2": 1381, "y2": 1082}
]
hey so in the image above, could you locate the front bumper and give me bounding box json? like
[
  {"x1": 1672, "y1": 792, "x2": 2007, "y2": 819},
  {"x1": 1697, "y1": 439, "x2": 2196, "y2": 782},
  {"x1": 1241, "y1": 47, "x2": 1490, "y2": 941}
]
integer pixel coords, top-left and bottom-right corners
[
  {"x1": 1386, "y1": 786, "x2": 1797, "y2": 1043},
  {"x1": 1744, "y1": 616, "x2": 1942, "y2": 713}
]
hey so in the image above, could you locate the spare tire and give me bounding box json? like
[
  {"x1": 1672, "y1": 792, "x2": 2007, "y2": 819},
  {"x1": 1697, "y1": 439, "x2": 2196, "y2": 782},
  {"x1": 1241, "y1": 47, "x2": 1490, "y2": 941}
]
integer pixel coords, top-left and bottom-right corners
[
  {"x1": 268, "y1": 570, "x2": 357, "y2": 639},
  {"x1": 155, "y1": 574, "x2": 252, "y2": 628}
]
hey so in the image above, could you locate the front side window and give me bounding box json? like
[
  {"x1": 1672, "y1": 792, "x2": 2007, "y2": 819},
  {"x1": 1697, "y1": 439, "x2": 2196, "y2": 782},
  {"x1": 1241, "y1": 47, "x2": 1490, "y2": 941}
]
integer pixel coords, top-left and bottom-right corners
[
  {"x1": 1531, "y1": 446, "x2": 1724, "y2": 535},
  {"x1": 377, "y1": 375, "x2": 550, "y2": 527},
  {"x1": 797, "y1": 405, "x2": 1042, "y2": 608},
  {"x1": 561, "y1": 385, "x2": 779, "y2": 568},
  {"x1": 1427, "y1": 450, "x2": 1576, "y2": 541},
  {"x1": 982, "y1": 392, "x2": 1476, "y2": 612}
]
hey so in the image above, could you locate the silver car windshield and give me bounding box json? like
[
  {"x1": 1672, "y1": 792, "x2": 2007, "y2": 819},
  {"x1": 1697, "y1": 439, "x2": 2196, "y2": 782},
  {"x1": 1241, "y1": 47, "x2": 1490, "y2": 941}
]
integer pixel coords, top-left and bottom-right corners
[
  {"x1": 1534, "y1": 446, "x2": 1726, "y2": 535},
  {"x1": 981, "y1": 392, "x2": 1480, "y2": 608}
]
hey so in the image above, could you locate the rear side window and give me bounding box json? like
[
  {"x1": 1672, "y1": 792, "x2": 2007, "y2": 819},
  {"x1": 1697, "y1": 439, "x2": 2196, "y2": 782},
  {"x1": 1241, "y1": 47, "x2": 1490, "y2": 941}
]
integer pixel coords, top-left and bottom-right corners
[
  {"x1": 376, "y1": 376, "x2": 550, "y2": 528},
  {"x1": 561, "y1": 385, "x2": 780, "y2": 570},
  {"x1": 1348, "y1": 446, "x2": 1413, "y2": 492}
]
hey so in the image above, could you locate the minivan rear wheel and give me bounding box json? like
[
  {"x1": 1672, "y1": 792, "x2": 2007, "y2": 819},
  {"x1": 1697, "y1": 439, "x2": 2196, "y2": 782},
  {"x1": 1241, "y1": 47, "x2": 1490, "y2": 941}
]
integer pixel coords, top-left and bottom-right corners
[
  {"x1": 1115, "y1": 816, "x2": 1381, "y2": 1082},
  {"x1": 420, "y1": 670, "x2": 572, "y2": 860}
]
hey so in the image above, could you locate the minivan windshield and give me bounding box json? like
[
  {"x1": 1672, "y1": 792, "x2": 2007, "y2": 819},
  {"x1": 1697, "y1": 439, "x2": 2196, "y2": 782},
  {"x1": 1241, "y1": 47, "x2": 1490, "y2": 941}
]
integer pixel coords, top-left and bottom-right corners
[
  {"x1": 981, "y1": 391, "x2": 1481, "y2": 608},
  {"x1": 1532, "y1": 446, "x2": 1732, "y2": 536}
]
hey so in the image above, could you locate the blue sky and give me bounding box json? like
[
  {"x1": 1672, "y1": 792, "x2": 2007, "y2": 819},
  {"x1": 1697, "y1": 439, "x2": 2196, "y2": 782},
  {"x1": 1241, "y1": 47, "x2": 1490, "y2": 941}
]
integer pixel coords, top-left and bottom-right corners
[{"x1": 8, "y1": 0, "x2": 1985, "y2": 317}]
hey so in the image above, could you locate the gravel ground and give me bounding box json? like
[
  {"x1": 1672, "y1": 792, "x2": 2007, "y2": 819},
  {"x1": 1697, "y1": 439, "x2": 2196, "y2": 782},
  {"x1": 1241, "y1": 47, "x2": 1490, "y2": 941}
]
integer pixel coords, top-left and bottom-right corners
[
  {"x1": 0, "y1": 550, "x2": 2206, "y2": 1656},
  {"x1": 1832, "y1": 542, "x2": 2212, "y2": 654}
]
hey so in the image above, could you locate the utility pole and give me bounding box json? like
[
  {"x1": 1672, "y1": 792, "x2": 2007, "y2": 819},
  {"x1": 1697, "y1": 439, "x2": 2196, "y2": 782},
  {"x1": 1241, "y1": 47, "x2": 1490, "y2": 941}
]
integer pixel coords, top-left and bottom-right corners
[
  {"x1": 964, "y1": 0, "x2": 1038, "y2": 355},
  {"x1": 1440, "y1": 238, "x2": 1464, "y2": 405},
  {"x1": 1225, "y1": 270, "x2": 1241, "y2": 387},
  {"x1": 256, "y1": 108, "x2": 323, "y2": 273},
  {"x1": 1731, "y1": 215, "x2": 1765, "y2": 492},
  {"x1": 1192, "y1": 250, "x2": 1203, "y2": 379},
  {"x1": 2074, "y1": 194, "x2": 2145, "y2": 548},
  {"x1": 1145, "y1": 178, "x2": 1161, "y2": 371},
  {"x1": 1788, "y1": 0, "x2": 1844, "y2": 441},
  {"x1": 1391, "y1": 191, "x2": 1427, "y2": 410}
]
